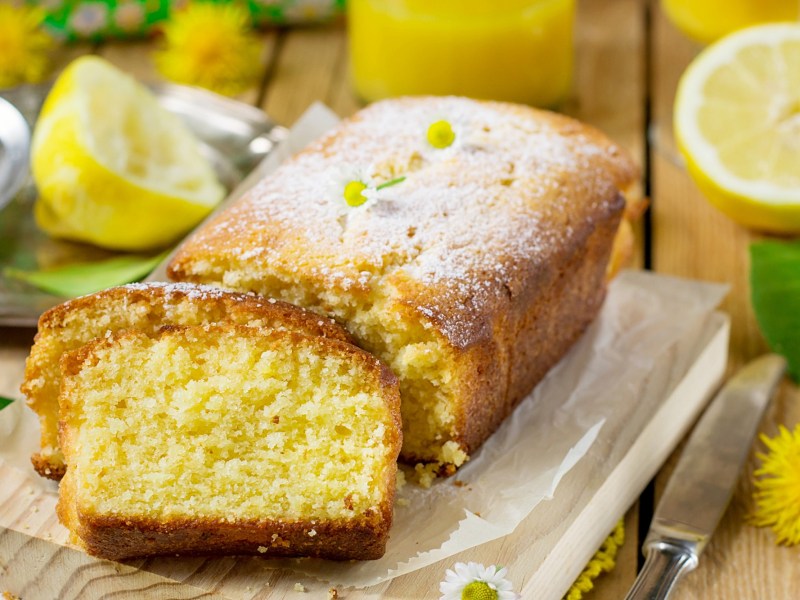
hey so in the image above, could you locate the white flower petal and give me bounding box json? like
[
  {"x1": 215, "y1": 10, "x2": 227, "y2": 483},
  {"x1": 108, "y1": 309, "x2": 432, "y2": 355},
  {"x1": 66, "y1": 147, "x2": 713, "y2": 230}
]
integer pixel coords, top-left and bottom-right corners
[
  {"x1": 440, "y1": 581, "x2": 464, "y2": 594},
  {"x1": 454, "y1": 562, "x2": 473, "y2": 580}
]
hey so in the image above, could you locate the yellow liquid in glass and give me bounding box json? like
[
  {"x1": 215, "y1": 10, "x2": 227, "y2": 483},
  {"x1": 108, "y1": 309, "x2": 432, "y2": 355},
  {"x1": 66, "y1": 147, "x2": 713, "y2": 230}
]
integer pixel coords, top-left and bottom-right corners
[
  {"x1": 661, "y1": 0, "x2": 799, "y2": 44},
  {"x1": 348, "y1": 0, "x2": 575, "y2": 107}
]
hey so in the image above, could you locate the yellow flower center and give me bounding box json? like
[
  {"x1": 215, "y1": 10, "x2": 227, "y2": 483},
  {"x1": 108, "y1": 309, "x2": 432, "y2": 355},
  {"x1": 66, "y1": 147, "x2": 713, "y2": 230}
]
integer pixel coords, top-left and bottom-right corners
[
  {"x1": 343, "y1": 180, "x2": 369, "y2": 207},
  {"x1": 462, "y1": 581, "x2": 497, "y2": 600},
  {"x1": 427, "y1": 120, "x2": 455, "y2": 149}
]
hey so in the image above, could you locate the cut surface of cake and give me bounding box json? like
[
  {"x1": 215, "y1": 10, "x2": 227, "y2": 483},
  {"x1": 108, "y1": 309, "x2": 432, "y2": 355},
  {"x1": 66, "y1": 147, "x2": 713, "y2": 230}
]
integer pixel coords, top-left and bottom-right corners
[
  {"x1": 57, "y1": 324, "x2": 401, "y2": 561},
  {"x1": 21, "y1": 282, "x2": 351, "y2": 479},
  {"x1": 168, "y1": 97, "x2": 641, "y2": 470}
]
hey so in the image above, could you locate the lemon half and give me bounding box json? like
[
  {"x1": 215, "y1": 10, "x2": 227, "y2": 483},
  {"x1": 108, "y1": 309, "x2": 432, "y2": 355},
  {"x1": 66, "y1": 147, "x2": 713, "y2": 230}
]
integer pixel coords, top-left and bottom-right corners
[
  {"x1": 32, "y1": 56, "x2": 225, "y2": 251},
  {"x1": 674, "y1": 23, "x2": 800, "y2": 233}
]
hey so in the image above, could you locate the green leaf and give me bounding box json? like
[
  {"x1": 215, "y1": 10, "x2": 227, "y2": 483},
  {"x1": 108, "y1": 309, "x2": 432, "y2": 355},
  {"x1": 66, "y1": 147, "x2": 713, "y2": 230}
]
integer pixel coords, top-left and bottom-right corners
[
  {"x1": 0, "y1": 396, "x2": 13, "y2": 411},
  {"x1": 4, "y1": 250, "x2": 169, "y2": 298},
  {"x1": 750, "y1": 240, "x2": 800, "y2": 381}
]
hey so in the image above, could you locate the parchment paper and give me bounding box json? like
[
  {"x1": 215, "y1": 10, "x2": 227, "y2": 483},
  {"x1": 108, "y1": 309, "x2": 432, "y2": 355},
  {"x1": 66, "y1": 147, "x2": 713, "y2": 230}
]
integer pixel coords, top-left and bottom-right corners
[{"x1": 0, "y1": 102, "x2": 729, "y2": 588}]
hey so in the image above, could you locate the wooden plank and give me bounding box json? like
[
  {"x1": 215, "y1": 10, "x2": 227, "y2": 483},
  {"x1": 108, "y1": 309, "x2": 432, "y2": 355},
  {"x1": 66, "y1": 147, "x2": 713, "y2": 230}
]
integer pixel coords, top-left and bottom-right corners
[
  {"x1": 564, "y1": 3, "x2": 649, "y2": 596},
  {"x1": 99, "y1": 35, "x2": 278, "y2": 106},
  {"x1": 567, "y1": 0, "x2": 647, "y2": 278},
  {"x1": 260, "y1": 22, "x2": 349, "y2": 124},
  {"x1": 0, "y1": 529, "x2": 228, "y2": 600},
  {"x1": 649, "y1": 2, "x2": 800, "y2": 599},
  {"x1": 48, "y1": 43, "x2": 99, "y2": 75}
]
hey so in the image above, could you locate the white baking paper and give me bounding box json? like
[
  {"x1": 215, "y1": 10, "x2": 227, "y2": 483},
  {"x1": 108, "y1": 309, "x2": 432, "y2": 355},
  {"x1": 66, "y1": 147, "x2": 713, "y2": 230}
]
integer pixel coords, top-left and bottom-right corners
[{"x1": 0, "y1": 103, "x2": 729, "y2": 589}]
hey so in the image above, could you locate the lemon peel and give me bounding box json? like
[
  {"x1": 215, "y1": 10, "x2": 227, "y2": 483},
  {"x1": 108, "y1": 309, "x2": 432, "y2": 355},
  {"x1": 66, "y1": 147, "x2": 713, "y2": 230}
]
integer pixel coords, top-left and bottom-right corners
[
  {"x1": 674, "y1": 23, "x2": 800, "y2": 233},
  {"x1": 31, "y1": 56, "x2": 224, "y2": 251}
]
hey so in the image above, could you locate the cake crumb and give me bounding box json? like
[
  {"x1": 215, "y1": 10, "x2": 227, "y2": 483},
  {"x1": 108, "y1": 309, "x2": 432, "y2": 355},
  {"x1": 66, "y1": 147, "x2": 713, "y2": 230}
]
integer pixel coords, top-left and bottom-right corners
[
  {"x1": 440, "y1": 441, "x2": 468, "y2": 468},
  {"x1": 397, "y1": 498, "x2": 410, "y2": 507},
  {"x1": 413, "y1": 463, "x2": 439, "y2": 489},
  {"x1": 294, "y1": 583, "x2": 306, "y2": 592},
  {"x1": 453, "y1": 480, "x2": 465, "y2": 487},
  {"x1": 328, "y1": 588, "x2": 339, "y2": 599},
  {"x1": 257, "y1": 546, "x2": 268, "y2": 553},
  {"x1": 2, "y1": 591, "x2": 21, "y2": 600},
  {"x1": 395, "y1": 469, "x2": 406, "y2": 491}
]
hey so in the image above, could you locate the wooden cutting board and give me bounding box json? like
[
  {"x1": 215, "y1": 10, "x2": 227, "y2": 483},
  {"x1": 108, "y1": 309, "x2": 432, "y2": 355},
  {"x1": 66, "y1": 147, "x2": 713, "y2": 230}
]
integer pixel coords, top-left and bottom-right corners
[{"x1": 0, "y1": 311, "x2": 728, "y2": 600}]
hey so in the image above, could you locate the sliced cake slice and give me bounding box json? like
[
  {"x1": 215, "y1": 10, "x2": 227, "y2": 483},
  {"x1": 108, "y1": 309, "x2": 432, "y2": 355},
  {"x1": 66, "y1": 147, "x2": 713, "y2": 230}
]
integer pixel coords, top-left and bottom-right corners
[
  {"x1": 21, "y1": 282, "x2": 351, "y2": 479},
  {"x1": 57, "y1": 324, "x2": 401, "y2": 561}
]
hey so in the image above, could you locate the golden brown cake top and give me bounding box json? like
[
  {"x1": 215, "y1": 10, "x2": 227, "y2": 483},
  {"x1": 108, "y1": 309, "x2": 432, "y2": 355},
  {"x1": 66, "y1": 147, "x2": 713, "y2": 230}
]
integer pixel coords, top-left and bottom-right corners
[
  {"x1": 170, "y1": 97, "x2": 638, "y2": 348},
  {"x1": 35, "y1": 281, "x2": 350, "y2": 342}
]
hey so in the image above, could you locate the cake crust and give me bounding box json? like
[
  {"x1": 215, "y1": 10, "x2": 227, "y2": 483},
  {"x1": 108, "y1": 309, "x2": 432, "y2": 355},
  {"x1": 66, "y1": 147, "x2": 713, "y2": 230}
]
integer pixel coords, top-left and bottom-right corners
[
  {"x1": 22, "y1": 282, "x2": 353, "y2": 480},
  {"x1": 57, "y1": 325, "x2": 402, "y2": 561}
]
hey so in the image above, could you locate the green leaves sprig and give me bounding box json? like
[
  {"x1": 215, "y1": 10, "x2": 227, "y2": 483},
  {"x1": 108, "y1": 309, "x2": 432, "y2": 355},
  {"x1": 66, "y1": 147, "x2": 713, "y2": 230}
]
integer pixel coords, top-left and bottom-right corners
[{"x1": 750, "y1": 240, "x2": 800, "y2": 381}]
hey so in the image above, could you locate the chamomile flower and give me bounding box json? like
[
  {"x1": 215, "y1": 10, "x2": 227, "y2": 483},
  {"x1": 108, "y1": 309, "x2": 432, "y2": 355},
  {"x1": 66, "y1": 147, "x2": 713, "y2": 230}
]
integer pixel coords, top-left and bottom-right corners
[
  {"x1": 154, "y1": 2, "x2": 262, "y2": 97},
  {"x1": 423, "y1": 113, "x2": 472, "y2": 154},
  {"x1": 439, "y1": 562, "x2": 520, "y2": 600},
  {"x1": 751, "y1": 424, "x2": 800, "y2": 545},
  {"x1": 0, "y1": 4, "x2": 53, "y2": 89},
  {"x1": 328, "y1": 166, "x2": 378, "y2": 208},
  {"x1": 328, "y1": 166, "x2": 407, "y2": 208}
]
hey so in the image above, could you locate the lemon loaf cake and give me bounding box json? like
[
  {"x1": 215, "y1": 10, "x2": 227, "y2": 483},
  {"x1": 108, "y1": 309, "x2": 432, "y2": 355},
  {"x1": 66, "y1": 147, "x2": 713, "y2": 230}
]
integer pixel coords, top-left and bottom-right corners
[
  {"x1": 168, "y1": 97, "x2": 641, "y2": 471},
  {"x1": 57, "y1": 324, "x2": 402, "y2": 561},
  {"x1": 22, "y1": 282, "x2": 351, "y2": 480}
]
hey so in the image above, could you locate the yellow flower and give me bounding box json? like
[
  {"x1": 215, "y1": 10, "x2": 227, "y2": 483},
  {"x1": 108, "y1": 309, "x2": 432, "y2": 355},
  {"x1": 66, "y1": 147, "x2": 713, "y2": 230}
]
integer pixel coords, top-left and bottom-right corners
[
  {"x1": 0, "y1": 4, "x2": 53, "y2": 89},
  {"x1": 751, "y1": 425, "x2": 800, "y2": 545},
  {"x1": 564, "y1": 520, "x2": 625, "y2": 600},
  {"x1": 154, "y1": 2, "x2": 262, "y2": 97}
]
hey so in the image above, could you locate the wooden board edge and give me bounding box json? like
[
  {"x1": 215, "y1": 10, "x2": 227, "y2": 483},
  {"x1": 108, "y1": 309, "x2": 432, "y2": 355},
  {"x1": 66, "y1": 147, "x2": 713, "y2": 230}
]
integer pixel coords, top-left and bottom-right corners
[{"x1": 525, "y1": 312, "x2": 730, "y2": 598}]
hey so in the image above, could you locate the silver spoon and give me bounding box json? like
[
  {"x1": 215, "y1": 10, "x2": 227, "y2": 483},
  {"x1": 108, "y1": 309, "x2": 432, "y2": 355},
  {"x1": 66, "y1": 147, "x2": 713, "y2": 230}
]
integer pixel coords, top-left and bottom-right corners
[{"x1": 0, "y1": 96, "x2": 31, "y2": 210}]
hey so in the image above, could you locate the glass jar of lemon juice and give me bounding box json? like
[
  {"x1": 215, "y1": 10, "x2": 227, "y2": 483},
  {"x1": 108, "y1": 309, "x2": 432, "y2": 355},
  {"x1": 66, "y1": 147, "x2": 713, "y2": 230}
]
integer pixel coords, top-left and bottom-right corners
[
  {"x1": 661, "y1": 0, "x2": 798, "y2": 44},
  {"x1": 348, "y1": 0, "x2": 575, "y2": 107}
]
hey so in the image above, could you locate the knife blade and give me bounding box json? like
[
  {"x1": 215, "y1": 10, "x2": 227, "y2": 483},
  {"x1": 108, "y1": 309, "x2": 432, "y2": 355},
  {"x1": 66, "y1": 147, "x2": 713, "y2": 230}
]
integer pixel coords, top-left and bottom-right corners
[{"x1": 624, "y1": 353, "x2": 786, "y2": 600}]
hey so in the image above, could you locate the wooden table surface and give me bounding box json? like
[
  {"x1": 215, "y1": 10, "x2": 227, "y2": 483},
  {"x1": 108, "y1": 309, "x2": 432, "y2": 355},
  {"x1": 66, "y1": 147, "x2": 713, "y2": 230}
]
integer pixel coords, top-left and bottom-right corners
[{"x1": 2, "y1": 0, "x2": 799, "y2": 598}]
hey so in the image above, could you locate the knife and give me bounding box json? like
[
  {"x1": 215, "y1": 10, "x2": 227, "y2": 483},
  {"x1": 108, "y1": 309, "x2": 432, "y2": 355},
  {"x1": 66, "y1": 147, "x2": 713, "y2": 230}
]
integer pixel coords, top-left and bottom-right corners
[{"x1": 624, "y1": 353, "x2": 786, "y2": 600}]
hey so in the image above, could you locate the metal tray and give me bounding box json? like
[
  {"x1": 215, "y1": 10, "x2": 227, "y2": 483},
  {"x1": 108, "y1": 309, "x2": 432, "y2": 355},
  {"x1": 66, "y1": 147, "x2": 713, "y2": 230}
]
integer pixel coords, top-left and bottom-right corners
[{"x1": 0, "y1": 83, "x2": 286, "y2": 327}]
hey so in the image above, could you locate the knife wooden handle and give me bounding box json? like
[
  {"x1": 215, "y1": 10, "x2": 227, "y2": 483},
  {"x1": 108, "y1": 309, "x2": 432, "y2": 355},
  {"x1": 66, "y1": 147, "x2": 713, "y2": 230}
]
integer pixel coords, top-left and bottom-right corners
[{"x1": 623, "y1": 540, "x2": 698, "y2": 600}]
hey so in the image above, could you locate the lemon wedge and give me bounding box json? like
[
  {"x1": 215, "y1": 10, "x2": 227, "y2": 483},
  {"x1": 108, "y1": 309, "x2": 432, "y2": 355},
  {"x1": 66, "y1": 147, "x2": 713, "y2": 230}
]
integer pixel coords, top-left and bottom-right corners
[
  {"x1": 31, "y1": 56, "x2": 225, "y2": 251},
  {"x1": 674, "y1": 23, "x2": 800, "y2": 233}
]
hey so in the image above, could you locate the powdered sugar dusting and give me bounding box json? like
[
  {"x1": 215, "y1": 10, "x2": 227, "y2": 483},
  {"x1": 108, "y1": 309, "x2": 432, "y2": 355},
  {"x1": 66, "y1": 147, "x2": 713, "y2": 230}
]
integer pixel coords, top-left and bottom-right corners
[{"x1": 177, "y1": 98, "x2": 635, "y2": 346}]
